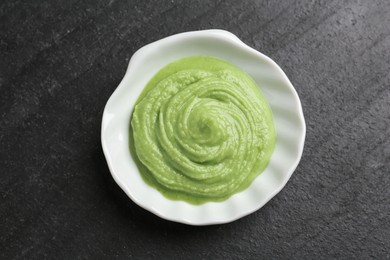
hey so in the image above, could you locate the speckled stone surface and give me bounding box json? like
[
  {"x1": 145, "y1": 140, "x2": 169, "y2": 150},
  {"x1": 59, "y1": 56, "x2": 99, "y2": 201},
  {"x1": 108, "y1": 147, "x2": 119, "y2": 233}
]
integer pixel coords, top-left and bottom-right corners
[{"x1": 1, "y1": 0, "x2": 389, "y2": 259}]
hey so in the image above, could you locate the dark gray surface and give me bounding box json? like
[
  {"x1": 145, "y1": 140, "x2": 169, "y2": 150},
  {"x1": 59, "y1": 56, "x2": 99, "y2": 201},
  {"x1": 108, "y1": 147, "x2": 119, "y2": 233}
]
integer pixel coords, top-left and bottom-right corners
[{"x1": 1, "y1": 0, "x2": 389, "y2": 259}]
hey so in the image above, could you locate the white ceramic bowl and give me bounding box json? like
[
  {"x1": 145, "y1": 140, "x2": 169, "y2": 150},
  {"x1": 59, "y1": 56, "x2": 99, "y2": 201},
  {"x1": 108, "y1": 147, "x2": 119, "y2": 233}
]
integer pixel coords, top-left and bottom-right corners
[{"x1": 101, "y1": 29, "x2": 305, "y2": 225}]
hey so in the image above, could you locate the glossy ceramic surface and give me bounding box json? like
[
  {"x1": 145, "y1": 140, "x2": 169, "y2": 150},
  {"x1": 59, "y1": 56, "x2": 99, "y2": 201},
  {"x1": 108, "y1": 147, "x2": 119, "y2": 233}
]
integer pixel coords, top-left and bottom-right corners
[{"x1": 101, "y1": 30, "x2": 306, "y2": 225}]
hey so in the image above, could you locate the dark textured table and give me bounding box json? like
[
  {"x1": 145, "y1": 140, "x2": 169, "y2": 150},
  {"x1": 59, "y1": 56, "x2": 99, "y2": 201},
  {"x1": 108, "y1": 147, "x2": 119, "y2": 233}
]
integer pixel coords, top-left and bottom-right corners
[{"x1": 1, "y1": 0, "x2": 389, "y2": 259}]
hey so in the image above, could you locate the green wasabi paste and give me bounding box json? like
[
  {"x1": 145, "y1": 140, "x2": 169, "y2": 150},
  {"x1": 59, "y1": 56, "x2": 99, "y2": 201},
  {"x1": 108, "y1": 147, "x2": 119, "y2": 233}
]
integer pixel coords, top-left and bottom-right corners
[{"x1": 130, "y1": 56, "x2": 276, "y2": 204}]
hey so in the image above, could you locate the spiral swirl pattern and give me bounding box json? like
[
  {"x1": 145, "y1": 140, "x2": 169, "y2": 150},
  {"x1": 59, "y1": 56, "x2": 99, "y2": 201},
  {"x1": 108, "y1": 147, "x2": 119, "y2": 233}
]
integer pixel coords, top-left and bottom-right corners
[{"x1": 131, "y1": 56, "x2": 276, "y2": 204}]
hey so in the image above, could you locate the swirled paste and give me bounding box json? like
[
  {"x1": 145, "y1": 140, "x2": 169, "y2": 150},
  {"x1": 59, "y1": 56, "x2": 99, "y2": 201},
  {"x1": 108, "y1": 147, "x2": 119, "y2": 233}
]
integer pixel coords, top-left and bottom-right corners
[{"x1": 130, "y1": 56, "x2": 276, "y2": 204}]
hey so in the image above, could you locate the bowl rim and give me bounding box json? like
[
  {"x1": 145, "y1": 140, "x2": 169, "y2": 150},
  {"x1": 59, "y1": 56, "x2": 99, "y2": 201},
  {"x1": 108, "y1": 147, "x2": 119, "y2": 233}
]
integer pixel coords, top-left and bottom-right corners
[{"x1": 101, "y1": 29, "x2": 306, "y2": 225}]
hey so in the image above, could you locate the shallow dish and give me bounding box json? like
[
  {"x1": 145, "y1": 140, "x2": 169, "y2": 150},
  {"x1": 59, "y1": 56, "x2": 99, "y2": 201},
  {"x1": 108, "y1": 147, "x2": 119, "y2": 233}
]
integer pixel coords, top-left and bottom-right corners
[{"x1": 101, "y1": 29, "x2": 305, "y2": 225}]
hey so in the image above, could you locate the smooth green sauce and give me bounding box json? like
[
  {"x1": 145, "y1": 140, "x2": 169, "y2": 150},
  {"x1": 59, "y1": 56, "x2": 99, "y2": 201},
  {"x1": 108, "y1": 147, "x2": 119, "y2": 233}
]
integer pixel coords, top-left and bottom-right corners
[{"x1": 130, "y1": 56, "x2": 276, "y2": 204}]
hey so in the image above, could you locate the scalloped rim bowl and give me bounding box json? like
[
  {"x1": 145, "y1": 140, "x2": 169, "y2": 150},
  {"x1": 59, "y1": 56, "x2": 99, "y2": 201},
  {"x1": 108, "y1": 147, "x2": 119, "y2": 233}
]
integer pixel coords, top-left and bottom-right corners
[{"x1": 101, "y1": 29, "x2": 305, "y2": 225}]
